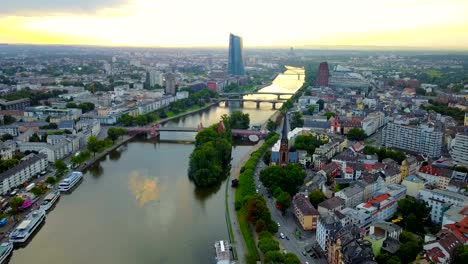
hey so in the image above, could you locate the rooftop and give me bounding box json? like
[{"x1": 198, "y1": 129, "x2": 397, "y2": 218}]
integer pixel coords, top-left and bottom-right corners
[{"x1": 293, "y1": 194, "x2": 319, "y2": 216}]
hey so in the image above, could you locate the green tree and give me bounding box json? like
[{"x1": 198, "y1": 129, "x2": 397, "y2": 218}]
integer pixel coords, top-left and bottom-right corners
[
  {"x1": 258, "y1": 236, "x2": 280, "y2": 253},
  {"x1": 324, "y1": 112, "x2": 336, "y2": 119},
  {"x1": 398, "y1": 240, "x2": 421, "y2": 264},
  {"x1": 293, "y1": 134, "x2": 328, "y2": 155},
  {"x1": 31, "y1": 185, "x2": 47, "y2": 196},
  {"x1": 136, "y1": 115, "x2": 148, "y2": 126},
  {"x1": 260, "y1": 164, "x2": 306, "y2": 196},
  {"x1": 66, "y1": 102, "x2": 78, "y2": 108},
  {"x1": 347, "y1": 128, "x2": 367, "y2": 141},
  {"x1": 454, "y1": 245, "x2": 468, "y2": 264},
  {"x1": 107, "y1": 127, "x2": 127, "y2": 143},
  {"x1": 117, "y1": 114, "x2": 134, "y2": 126},
  {"x1": 54, "y1": 159, "x2": 67, "y2": 177},
  {"x1": 303, "y1": 105, "x2": 316, "y2": 115},
  {"x1": 8, "y1": 196, "x2": 24, "y2": 211},
  {"x1": 399, "y1": 231, "x2": 416, "y2": 243},
  {"x1": 3, "y1": 115, "x2": 16, "y2": 125},
  {"x1": 224, "y1": 111, "x2": 250, "y2": 129},
  {"x1": 308, "y1": 190, "x2": 326, "y2": 208},
  {"x1": 267, "y1": 119, "x2": 278, "y2": 132},
  {"x1": 46, "y1": 176, "x2": 57, "y2": 185},
  {"x1": 87, "y1": 136, "x2": 101, "y2": 156},
  {"x1": 290, "y1": 112, "x2": 304, "y2": 129},
  {"x1": 397, "y1": 198, "x2": 430, "y2": 234},
  {"x1": 263, "y1": 150, "x2": 272, "y2": 166},
  {"x1": 264, "y1": 251, "x2": 284, "y2": 263},
  {"x1": 275, "y1": 190, "x2": 291, "y2": 212},
  {"x1": 0, "y1": 134, "x2": 13, "y2": 141},
  {"x1": 283, "y1": 253, "x2": 301, "y2": 264},
  {"x1": 78, "y1": 102, "x2": 95, "y2": 113}
]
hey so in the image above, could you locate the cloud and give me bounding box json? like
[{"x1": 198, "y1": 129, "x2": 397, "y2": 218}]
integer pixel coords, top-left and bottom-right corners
[{"x1": 0, "y1": 0, "x2": 131, "y2": 15}]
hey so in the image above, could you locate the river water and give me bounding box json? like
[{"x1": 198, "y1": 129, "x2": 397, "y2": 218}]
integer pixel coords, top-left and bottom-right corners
[{"x1": 10, "y1": 67, "x2": 304, "y2": 264}]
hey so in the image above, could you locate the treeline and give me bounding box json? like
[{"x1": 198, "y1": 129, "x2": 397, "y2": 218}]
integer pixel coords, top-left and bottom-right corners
[
  {"x1": 0, "y1": 88, "x2": 67, "y2": 105},
  {"x1": 188, "y1": 122, "x2": 232, "y2": 187},
  {"x1": 66, "y1": 102, "x2": 95, "y2": 113},
  {"x1": 421, "y1": 100, "x2": 467, "y2": 121},
  {"x1": 235, "y1": 134, "x2": 301, "y2": 263},
  {"x1": 363, "y1": 145, "x2": 407, "y2": 164},
  {"x1": 118, "y1": 88, "x2": 217, "y2": 127}
]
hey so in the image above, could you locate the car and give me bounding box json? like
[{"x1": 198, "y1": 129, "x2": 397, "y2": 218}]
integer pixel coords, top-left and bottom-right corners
[
  {"x1": 280, "y1": 233, "x2": 285, "y2": 239},
  {"x1": 277, "y1": 222, "x2": 280, "y2": 227},
  {"x1": 302, "y1": 251, "x2": 307, "y2": 256}
]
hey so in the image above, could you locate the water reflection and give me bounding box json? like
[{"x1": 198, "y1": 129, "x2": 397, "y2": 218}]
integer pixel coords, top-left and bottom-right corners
[
  {"x1": 88, "y1": 162, "x2": 104, "y2": 177},
  {"x1": 128, "y1": 171, "x2": 161, "y2": 207},
  {"x1": 109, "y1": 149, "x2": 122, "y2": 161}
]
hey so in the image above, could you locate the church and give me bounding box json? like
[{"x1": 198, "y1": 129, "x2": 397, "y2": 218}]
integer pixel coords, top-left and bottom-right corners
[{"x1": 270, "y1": 114, "x2": 298, "y2": 166}]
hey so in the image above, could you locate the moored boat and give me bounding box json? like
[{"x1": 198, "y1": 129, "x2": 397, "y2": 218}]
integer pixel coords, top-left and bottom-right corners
[
  {"x1": 39, "y1": 189, "x2": 61, "y2": 212},
  {"x1": 0, "y1": 242, "x2": 13, "y2": 264},
  {"x1": 9, "y1": 210, "x2": 46, "y2": 244}
]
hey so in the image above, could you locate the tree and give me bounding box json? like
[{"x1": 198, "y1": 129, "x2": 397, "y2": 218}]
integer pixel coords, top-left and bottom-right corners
[
  {"x1": 454, "y1": 245, "x2": 468, "y2": 264},
  {"x1": 107, "y1": 127, "x2": 127, "y2": 143},
  {"x1": 66, "y1": 102, "x2": 78, "y2": 108},
  {"x1": 263, "y1": 150, "x2": 272, "y2": 165},
  {"x1": 224, "y1": 111, "x2": 250, "y2": 129},
  {"x1": 283, "y1": 253, "x2": 301, "y2": 264},
  {"x1": 54, "y1": 160, "x2": 67, "y2": 176},
  {"x1": 87, "y1": 136, "x2": 102, "y2": 156},
  {"x1": 399, "y1": 231, "x2": 416, "y2": 243},
  {"x1": 398, "y1": 240, "x2": 421, "y2": 264},
  {"x1": 8, "y1": 196, "x2": 24, "y2": 211},
  {"x1": 293, "y1": 134, "x2": 328, "y2": 155},
  {"x1": 46, "y1": 176, "x2": 57, "y2": 185},
  {"x1": 276, "y1": 191, "x2": 291, "y2": 212},
  {"x1": 260, "y1": 164, "x2": 306, "y2": 196},
  {"x1": 0, "y1": 134, "x2": 13, "y2": 141},
  {"x1": 303, "y1": 105, "x2": 316, "y2": 115},
  {"x1": 267, "y1": 119, "x2": 277, "y2": 133},
  {"x1": 347, "y1": 128, "x2": 367, "y2": 141},
  {"x1": 118, "y1": 114, "x2": 134, "y2": 126},
  {"x1": 3, "y1": 115, "x2": 16, "y2": 125},
  {"x1": 397, "y1": 198, "x2": 430, "y2": 234},
  {"x1": 308, "y1": 190, "x2": 326, "y2": 208},
  {"x1": 78, "y1": 102, "x2": 95, "y2": 113},
  {"x1": 264, "y1": 251, "x2": 284, "y2": 263},
  {"x1": 324, "y1": 112, "x2": 335, "y2": 119},
  {"x1": 290, "y1": 112, "x2": 304, "y2": 129},
  {"x1": 258, "y1": 236, "x2": 280, "y2": 253}
]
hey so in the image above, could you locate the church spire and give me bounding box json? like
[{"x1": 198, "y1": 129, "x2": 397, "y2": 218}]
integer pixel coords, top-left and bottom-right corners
[{"x1": 279, "y1": 114, "x2": 289, "y2": 166}]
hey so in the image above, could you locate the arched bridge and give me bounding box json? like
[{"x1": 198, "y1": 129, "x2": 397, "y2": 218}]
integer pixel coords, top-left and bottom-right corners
[
  {"x1": 124, "y1": 123, "x2": 266, "y2": 138},
  {"x1": 218, "y1": 91, "x2": 295, "y2": 100}
]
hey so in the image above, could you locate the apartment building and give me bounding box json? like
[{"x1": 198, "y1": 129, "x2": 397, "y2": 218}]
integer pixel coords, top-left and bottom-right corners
[
  {"x1": 450, "y1": 133, "x2": 468, "y2": 166},
  {"x1": 356, "y1": 193, "x2": 397, "y2": 221},
  {"x1": 292, "y1": 194, "x2": 320, "y2": 230},
  {"x1": 418, "y1": 189, "x2": 468, "y2": 224},
  {"x1": 382, "y1": 122, "x2": 443, "y2": 158},
  {"x1": 0, "y1": 153, "x2": 48, "y2": 195}
]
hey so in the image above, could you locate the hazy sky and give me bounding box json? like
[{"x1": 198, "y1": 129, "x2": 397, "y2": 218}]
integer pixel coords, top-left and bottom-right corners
[{"x1": 0, "y1": 0, "x2": 467, "y2": 49}]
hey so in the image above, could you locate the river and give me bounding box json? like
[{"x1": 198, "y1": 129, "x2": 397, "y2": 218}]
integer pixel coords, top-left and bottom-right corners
[{"x1": 10, "y1": 67, "x2": 304, "y2": 264}]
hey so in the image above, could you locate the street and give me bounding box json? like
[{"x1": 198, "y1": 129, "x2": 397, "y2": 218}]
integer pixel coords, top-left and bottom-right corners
[{"x1": 254, "y1": 162, "x2": 326, "y2": 264}]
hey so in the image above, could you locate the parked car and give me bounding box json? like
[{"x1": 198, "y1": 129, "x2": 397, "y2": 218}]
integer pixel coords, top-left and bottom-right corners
[{"x1": 280, "y1": 233, "x2": 285, "y2": 239}]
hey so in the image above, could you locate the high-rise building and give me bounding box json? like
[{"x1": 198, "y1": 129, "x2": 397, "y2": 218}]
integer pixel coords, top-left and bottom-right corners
[
  {"x1": 382, "y1": 122, "x2": 443, "y2": 158},
  {"x1": 228, "y1": 34, "x2": 245, "y2": 76},
  {"x1": 450, "y1": 133, "x2": 468, "y2": 166},
  {"x1": 316, "y1": 62, "x2": 329, "y2": 87},
  {"x1": 164, "y1": 73, "x2": 176, "y2": 95},
  {"x1": 147, "y1": 70, "x2": 163, "y2": 88}
]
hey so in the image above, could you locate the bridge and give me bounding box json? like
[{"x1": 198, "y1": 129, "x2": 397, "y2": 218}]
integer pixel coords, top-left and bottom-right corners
[
  {"x1": 218, "y1": 91, "x2": 295, "y2": 100},
  {"x1": 125, "y1": 123, "x2": 266, "y2": 138},
  {"x1": 216, "y1": 98, "x2": 286, "y2": 109}
]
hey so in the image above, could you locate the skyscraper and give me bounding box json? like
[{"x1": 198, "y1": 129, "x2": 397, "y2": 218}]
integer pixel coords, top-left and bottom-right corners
[
  {"x1": 228, "y1": 33, "x2": 245, "y2": 76},
  {"x1": 164, "y1": 73, "x2": 176, "y2": 95},
  {"x1": 316, "y1": 62, "x2": 329, "y2": 87}
]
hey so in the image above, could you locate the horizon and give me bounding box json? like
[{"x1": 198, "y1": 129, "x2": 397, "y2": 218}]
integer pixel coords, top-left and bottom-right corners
[{"x1": 1, "y1": 0, "x2": 468, "y2": 50}]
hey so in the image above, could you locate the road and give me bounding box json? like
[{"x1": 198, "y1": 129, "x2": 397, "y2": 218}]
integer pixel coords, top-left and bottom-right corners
[{"x1": 254, "y1": 162, "x2": 327, "y2": 264}]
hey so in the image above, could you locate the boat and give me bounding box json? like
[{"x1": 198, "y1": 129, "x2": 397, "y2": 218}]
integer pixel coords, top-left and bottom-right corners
[
  {"x1": 58, "y1": 171, "x2": 83, "y2": 192},
  {"x1": 39, "y1": 190, "x2": 60, "y2": 212},
  {"x1": 214, "y1": 240, "x2": 232, "y2": 264},
  {"x1": 0, "y1": 242, "x2": 13, "y2": 264},
  {"x1": 9, "y1": 210, "x2": 46, "y2": 244}
]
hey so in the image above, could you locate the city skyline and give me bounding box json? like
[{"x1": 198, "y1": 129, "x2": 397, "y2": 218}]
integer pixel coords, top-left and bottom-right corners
[{"x1": 1, "y1": 0, "x2": 468, "y2": 50}]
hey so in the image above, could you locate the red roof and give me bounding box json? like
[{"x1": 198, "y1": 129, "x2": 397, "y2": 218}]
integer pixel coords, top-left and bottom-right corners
[
  {"x1": 363, "y1": 193, "x2": 391, "y2": 208},
  {"x1": 444, "y1": 216, "x2": 468, "y2": 244}
]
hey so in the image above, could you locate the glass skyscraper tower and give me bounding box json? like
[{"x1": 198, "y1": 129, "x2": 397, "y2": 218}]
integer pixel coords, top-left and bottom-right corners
[{"x1": 228, "y1": 33, "x2": 245, "y2": 76}]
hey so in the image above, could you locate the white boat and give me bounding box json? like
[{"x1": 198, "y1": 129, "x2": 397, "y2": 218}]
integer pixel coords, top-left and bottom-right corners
[
  {"x1": 214, "y1": 240, "x2": 232, "y2": 264},
  {"x1": 39, "y1": 190, "x2": 60, "y2": 212},
  {"x1": 58, "y1": 171, "x2": 83, "y2": 192},
  {"x1": 9, "y1": 210, "x2": 46, "y2": 244},
  {"x1": 0, "y1": 242, "x2": 13, "y2": 264}
]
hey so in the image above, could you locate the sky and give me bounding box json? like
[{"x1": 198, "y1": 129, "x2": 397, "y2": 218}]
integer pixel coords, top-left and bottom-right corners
[{"x1": 0, "y1": 0, "x2": 468, "y2": 49}]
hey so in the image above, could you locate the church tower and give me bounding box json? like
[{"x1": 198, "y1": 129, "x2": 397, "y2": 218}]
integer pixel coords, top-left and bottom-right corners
[{"x1": 279, "y1": 114, "x2": 289, "y2": 166}]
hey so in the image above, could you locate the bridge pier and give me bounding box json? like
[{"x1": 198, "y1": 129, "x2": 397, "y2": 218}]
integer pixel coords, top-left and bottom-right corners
[
  {"x1": 272, "y1": 102, "x2": 276, "y2": 109},
  {"x1": 277, "y1": 94, "x2": 281, "y2": 100},
  {"x1": 256, "y1": 101, "x2": 260, "y2": 109},
  {"x1": 225, "y1": 101, "x2": 229, "y2": 107},
  {"x1": 239, "y1": 100, "x2": 244, "y2": 108}
]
